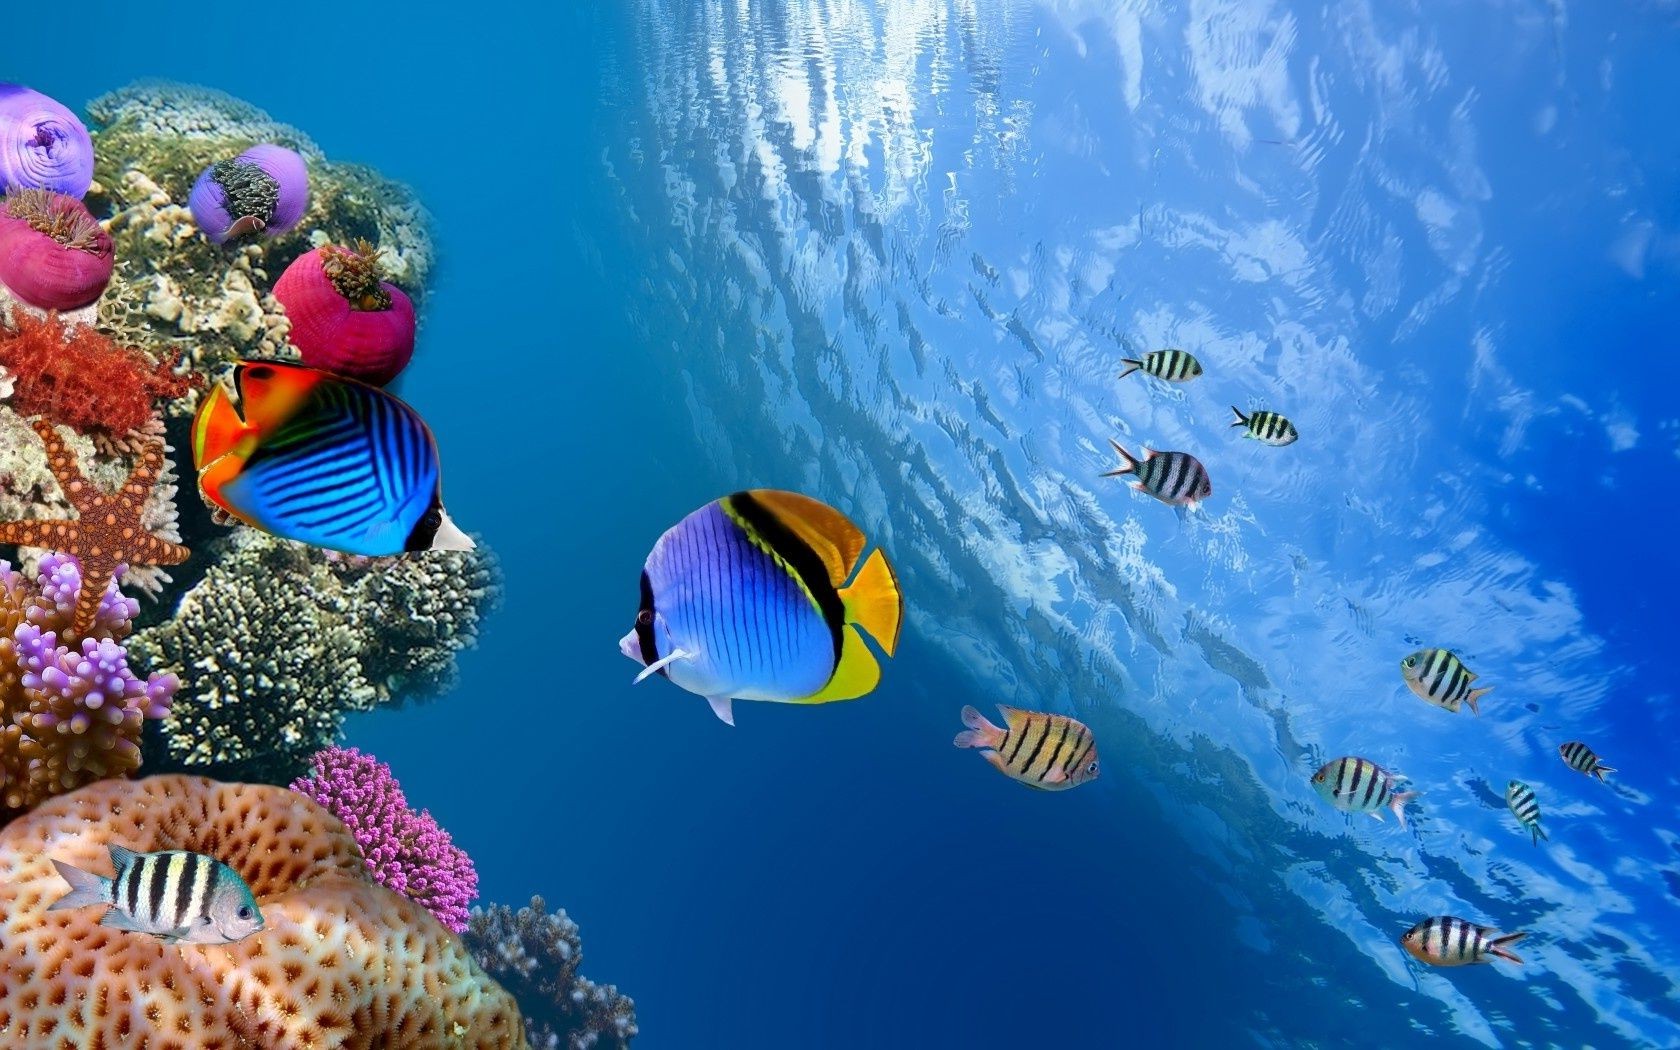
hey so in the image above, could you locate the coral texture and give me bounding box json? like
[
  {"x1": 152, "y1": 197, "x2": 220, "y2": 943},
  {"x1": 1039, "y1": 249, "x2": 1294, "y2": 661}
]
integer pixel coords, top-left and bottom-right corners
[
  {"x1": 465, "y1": 898, "x2": 638, "y2": 1049},
  {"x1": 0, "y1": 311, "x2": 197, "y2": 438},
  {"x1": 291, "y1": 746, "x2": 478, "y2": 933},
  {"x1": 83, "y1": 82, "x2": 433, "y2": 412},
  {"x1": 0, "y1": 774, "x2": 528, "y2": 1048},
  {"x1": 0, "y1": 553, "x2": 177, "y2": 819},
  {"x1": 129, "y1": 529, "x2": 500, "y2": 783}
]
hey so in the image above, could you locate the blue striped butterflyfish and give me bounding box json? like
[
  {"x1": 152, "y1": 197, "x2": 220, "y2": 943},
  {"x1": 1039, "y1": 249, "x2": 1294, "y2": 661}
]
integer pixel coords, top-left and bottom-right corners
[
  {"x1": 190, "y1": 360, "x2": 472, "y2": 556},
  {"x1": 49, "y1": 845, "x2": 264, "y2": 945},
  {"x1": 1400, "y1": 648, "x2": 1490, "y2": 715},
  {"x1": 619, "y1": 490, "x2": 903, "y2": 726},
  {"x1": 1401, "y1": 916, "x2": 1526, "y2": 967},
  {"x1": 953, "y1": 705, "x2": 1099, "y2": 791}
]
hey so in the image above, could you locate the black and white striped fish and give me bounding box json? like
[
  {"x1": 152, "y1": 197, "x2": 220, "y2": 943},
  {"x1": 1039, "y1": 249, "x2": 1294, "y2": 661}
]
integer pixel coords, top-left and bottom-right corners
[
  {"x1": 1401, "y1": 916, "x2": 1526, "y2": 967},
  {"x1": 1400, "y1": 648, "x2": 1491, "y2": 715},
  {"x1": 49, "y1": 845, "x2": 264, "y2": 945},
  {"x1": 1558, "y1": 741, "x2": 1615, "y2": 782},
  {"x1": 1118, "y1": 349, "x2": 1202, "y2": 382},
  {"x1": 1230, "y1": 406, "x2": 1298, "y2": 446},
  {"x1": 1311, "y1": 757, "x2": 1418, "y2": 828},
  {"x1": 954, "y1": 705, "x2": 1099, "y2": 791},
  {"x1": 1506, "y1": 780, "x2": 1547, "y2": 845},
  {"x1": 1102, "y1": 441, "x2": 1212, "y2": 508}
]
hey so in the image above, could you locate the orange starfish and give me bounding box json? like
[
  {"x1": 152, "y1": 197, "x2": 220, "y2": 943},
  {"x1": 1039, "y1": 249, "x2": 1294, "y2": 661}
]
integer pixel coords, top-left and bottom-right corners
[{"x1": 0, "y1": 419, "x2": 189, "y2": 638}]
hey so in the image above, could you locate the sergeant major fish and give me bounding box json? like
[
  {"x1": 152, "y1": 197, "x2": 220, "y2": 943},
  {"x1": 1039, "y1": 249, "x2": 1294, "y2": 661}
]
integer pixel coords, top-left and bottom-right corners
[
  {"x1": 1401, "y1": 916, "x2": 1526, "y2": 967},
  {"x1": 1102, "y1": 440, "x2": 1212, "y2": 508},
  {"x1": 1506, "y1": 780, "x2": 1547, "y2": 845},
  {"x1": 1311, "y1": 756, "x2": 1418, "y2": 828},
  {"x1": 620, "y1": 490, "x2": 903, "y2": 726},
  {"x1": 953, "y1": 704, "x2": 1099, "y2": 791},
  {"x1": 1230, "y1": 406, "x2": 1298, "y2": 446},
  {"x1": 1558, "y1": 741, "x2": 1615, "y2": 782},
  {"x1": 1118, "y1": 349, "x2": 1202, "y2": 382},
  {"x1": 49, "y1": 845, "x2": 264, "y2": 945},
  {"x1": 1400, "y1": 648, "x2": 1491, "y2": 715}
]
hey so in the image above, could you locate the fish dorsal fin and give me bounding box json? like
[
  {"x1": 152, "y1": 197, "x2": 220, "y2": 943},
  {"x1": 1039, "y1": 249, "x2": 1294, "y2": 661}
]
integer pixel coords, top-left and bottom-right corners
[
  {"x1": 107, "y1": 844, "x2": 140, "y2": 872},
  {"x1": 802, "y1": 625, "x2": 881, "y2": 703},
  {"x1": 996, "y1": 705, "x2": 1034, "y2": 734},
  {"x1": 740, "y1": 489, "x2": 867, "y2": 586}
]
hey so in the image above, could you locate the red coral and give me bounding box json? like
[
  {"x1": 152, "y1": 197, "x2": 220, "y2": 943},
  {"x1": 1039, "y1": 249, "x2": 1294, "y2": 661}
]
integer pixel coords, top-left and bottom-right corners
[{"x1": 0, "y1": 313, "x2": 199, "y2": 437}]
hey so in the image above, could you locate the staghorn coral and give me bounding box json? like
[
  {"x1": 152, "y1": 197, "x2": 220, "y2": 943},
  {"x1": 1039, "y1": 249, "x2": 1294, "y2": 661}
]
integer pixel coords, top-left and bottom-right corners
[
  {"x1": 465, "y1": 898, "x2": 638, "y2": 1049},
  {"x1": 0, "y1": 774, "x2": 527, "y2": 1048},
  {"x1": 82, "y1": 82, "x2": 433, "y2": 411},
  {"x1": 291, "y1": 746, "x2": 478, "y2": 933},
  {"x1": 0, "y1": 311, "x2": 198, "y2": 438},
  {"x1": 0, "y1": 553, "x2": 177, "y2": 820},
  {"x1": 129, "y1": 528, "x2": 500, "y2": 783}
]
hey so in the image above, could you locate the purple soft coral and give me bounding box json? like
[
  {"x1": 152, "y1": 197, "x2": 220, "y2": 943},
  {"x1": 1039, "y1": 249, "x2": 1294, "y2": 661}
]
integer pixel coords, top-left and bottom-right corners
[{"x1": 290, "y1": 746, "x2": 479, "y2": 933}]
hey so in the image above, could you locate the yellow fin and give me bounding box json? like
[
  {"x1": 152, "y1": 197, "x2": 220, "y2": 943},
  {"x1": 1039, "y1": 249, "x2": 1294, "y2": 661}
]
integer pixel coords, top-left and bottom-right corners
[
  {"x1": 996, "y1": 705, "x2": 1036, "y2": 736},
  {"x1": 840, "y1": 547, "x2": 903, "y2": 656},
  {"x1": 746, "y1": 489, "x2": 867, "y2": 586},
  {"x1": 801, "y1": 625, "x2": 881, "y2": 703}
]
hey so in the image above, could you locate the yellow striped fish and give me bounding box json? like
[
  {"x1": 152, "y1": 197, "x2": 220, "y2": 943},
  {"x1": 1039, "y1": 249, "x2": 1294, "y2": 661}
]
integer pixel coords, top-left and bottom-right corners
[
  {"x1": 1401, "y1": 916, "x2": 1526, "y2": 967},
  {"x1": 953, "y1": 705, "x2": 1099, "y2": 791},
  {"x1": 1230, "y1": 406, "x2": 1298, "y2": 446},
  {"x1": 1400, "y1": 648, "x2": 1491, "y2": 715},
  {"x1": 1118, "y1": 349, "x2": 1202, "y2": 382},
  {"x1": 49, "y1": 845, "x2": 264, "y2": 945}
]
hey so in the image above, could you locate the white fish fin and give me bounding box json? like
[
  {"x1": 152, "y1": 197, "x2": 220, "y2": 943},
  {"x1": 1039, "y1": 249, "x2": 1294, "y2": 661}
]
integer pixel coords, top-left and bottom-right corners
[
  {"x1": 706, "y1": 695, "x2": 735, "y2": 726},
  {"x1": 99, "y1": 909, "x2": 149, "y2": 933},
  {"x1": 633, "y1": 648, "x2": 691, "y2": 684},
  {"x1": 157, "y1": 926, "x2": 192, "y2": 945},
  {"x1": 48, "y1": 860, "x2": 110, "y2": 911},
  {"x1": 1369, "y1": 812, "x2": 1384, "y2": 822}
]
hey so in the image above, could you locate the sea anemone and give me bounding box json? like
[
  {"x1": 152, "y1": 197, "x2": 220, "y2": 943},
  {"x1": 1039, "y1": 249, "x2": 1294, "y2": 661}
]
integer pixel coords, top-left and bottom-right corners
[
  {"x1": 188, "y1": 142, "x2": 310, "y2": 244},
  {"x1": 0, "y1": 312, "x2": 199, "y2": 438},
  {"x1": 0, "y1": 189, "x2": 113, "y2": 310},
  {"x1": 0, "y1": 85, "x2": 94, "y2": 198},
  {"x1": 274, "y1": 240, "x2": 416, "y2": 385}
]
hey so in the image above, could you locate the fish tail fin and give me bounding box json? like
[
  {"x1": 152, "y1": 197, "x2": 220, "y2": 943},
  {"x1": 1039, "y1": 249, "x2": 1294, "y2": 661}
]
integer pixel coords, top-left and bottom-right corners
[
  {"x1": 1594, "y1": 765, "x2": 1614, "y2": 781},
  {"x1": 1102, "y1": 439, "x2": 1139, "y2": 477},
  {"x1": 840, "y1": 548, "x2": 903, "y2": 656},
  {"x1": 1230, "y1": 406, "x2": 1247, "y2": 428},
  {"x1": 1118, "y1": 359, "x2": 1142, "y2": 378},
  {"x1": 1486, "y1": 931, "x2": 1526, "y2": 964},
  {"x1": 953, "y1": 705, "x2": 1005, "y2": 749},
  {"x1": 1390, "y1": 791, "x2": 1419, "y2": 830},
  {"x1": 1532, "y1": 824, "x2": 1547, "y2": 845},
  {"x1": 1465, "y1": 685, "x2": 1492, "y2": 715},
  {"x1": 48, "y1": 859, "x2": 110, "y2": 911}
]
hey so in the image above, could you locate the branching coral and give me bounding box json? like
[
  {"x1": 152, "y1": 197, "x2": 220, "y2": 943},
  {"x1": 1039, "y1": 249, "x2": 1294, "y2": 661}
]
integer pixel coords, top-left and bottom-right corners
[
  {"x1": 0, "y1": 311, "x2": 198, "y2": 438},
  {"x1": 0, "y1": 553, "x2": 177, "y2": 820},
  {"x1": 129, "y1": 528, "x2": 500, "y2": 783},
  {"x1": 0, "y1": 774, "x2": 527, "y2": 1048},
  {"x1": 291, "y1": 746, "x2": 478, "y2": 933},
  {"x1": 465, "y1": 897, "x2": 638, "y2": 1049}
]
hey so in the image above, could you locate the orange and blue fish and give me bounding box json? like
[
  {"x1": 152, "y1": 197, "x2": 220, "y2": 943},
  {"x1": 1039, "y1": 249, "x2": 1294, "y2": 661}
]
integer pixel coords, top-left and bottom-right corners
[
  {"x1": 619, "y1": 490, "x2": 902, "y2": 726},
  {"x1": 191, "y1": 360, "x2": 472, "y2": 556}
]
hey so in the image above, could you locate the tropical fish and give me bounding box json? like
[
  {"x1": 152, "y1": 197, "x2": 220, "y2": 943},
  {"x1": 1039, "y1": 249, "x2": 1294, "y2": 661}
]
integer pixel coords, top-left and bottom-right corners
[
  {"x1": 1118, "y1": 349, "x2": 1202, "y2": 382},
  {"x1": 1506, "y1": 780, "x2": 1547, "y2": 845},
  {"x1": 1401, "y1": 916, "x2": 1526, "y2": 967},
  {"x1": 619, "y1": 490, "x2": 903, "y2": 726},
  {"x1": 953, "y1": 704, "x2": 1099, "y2": 791},
  {"x1": 1400, "y1": 648, "x2": 1491, "y2": 715},
  {"x1": 1102, "y1": 441, "x2": 1212, "y2": 508},
  {"x1": 1230, "y1": 406, "x2": 1298, "y2": 446},
  {"x1": 191, "y1": 360, "x2": 472, "y2": 556},
  {"x1": 1558, "y1": 741, "x2": 1615, "y2": 782},
  {"x1": 1310, "y1": 756, "x2": 1417, "y2": 828},
  {"x1": 49, "y1": 845, "x2": 264, "y2": 945}
]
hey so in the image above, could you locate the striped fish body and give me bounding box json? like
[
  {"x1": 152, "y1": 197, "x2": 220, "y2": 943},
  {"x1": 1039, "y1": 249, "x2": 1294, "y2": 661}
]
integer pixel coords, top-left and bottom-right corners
[
  {"x1": 953, "y1": 704, "x2": 1098, "y2": 790},
  {"x1": 1401, "y1": 916, "x2": 1526, "y2": 967},
  {"x1": 1230, "y1": 407, "x2": 1298, "y2": 446},
  {"x1": 1400, "y1": 648, "x2": 1491, "y2": 715},
  {"x1": 1559, "y1": 742, "x2": 1615, "y2": 782},
  {"x1": 1506, "y1": 781, "x2": 1547, "y2": 845},
  {"x1": 48, "y1": 846, "x2": 264, "y2": 945},
  {"x1": 192, "y1": 360, "x2": 471, "y2": 556},
  {"x1": 1103, "y1": 442, "x2": 1212, "y2": 507},
  {"x1": 1311, "y1": 757, "x2": 1417, "y2": 827},
  {"x1": 621, "y1": 490, "x2": 903, "y2": 725},
  {"x1": 1119, "y1": 349, "x2": 1202, "y2": 382}
]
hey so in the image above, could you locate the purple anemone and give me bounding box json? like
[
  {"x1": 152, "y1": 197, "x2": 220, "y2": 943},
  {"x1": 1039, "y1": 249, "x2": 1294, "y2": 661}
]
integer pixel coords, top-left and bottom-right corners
[
  {"x1": 0, "y1": 84, "x2": 94, "y2": 198},
  {"x1": 188, "y1": 143, "x2": 309, "y2": 245}
]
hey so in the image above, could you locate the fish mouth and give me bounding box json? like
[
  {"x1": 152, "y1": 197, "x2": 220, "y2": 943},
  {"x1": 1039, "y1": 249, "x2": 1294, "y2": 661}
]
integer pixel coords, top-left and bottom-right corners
[{"x1": 617, "y1": 629, "x2": 642, "y2": 664}]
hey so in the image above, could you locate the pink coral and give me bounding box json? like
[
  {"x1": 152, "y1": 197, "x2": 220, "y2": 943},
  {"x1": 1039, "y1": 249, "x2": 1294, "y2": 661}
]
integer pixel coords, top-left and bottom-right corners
[{"x1": 291, "y1": 746, "x2": 479, "y2": 933}]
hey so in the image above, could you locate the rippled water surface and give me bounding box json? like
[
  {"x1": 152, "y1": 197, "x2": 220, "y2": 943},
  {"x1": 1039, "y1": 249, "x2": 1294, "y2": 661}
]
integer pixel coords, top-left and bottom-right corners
[{"x1": 594, "y1": 1, "x2": 1680, "y2": 1044}]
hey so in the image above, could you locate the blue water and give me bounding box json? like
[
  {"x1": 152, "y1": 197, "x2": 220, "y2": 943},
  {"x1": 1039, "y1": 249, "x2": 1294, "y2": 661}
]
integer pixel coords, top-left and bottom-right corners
[{"x1": 17, "y1": 0, "x2": 1680, "y2": 1045}]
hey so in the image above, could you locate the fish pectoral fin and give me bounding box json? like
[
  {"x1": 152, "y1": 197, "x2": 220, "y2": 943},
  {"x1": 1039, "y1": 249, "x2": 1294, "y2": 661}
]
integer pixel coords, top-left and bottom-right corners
[
  {"x1": 803, "y1": 625, "x2": 881, "y2": 703},
  {"x1": 633, "y1": 648, "x2": 691, "y2": 684},
  {"x1": 99, "y1": 909, "x2": 148, "y2": 934},
  {"x1": 706, "y1": 695, "x2": 736, "y2": 726},
  {"x1": 1041, "y1": 766, "x2": 1069, "y2": 785},
  {"x1": 1369, "y1": 812, "x2": 1385, "y2": 822}
]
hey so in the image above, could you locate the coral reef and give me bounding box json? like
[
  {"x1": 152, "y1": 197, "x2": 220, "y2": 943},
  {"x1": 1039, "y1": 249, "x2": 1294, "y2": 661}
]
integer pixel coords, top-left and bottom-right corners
[
  {"x1": 0, "y1": 189, "x2": 114, "y2": 310},
  {"x1": 0, "y1": 311, "x2": 197, "y2": 438},
  {"x1": 0, "y1": 84, "x2": 94, "y2": 197},
  {"x1": 0, "y1": 774, "x2": 527, "y2": 1048},
  {"x1": 128, "y1": 528, "x2": 500, "y2": 783},
  {"x1": 276, "y1": 240, "x2": 416, "y2": 384},
  {"x1": 466, "y1": 897, "x2": 639, "y2": 1049},
  {"x1": 0, "y1": 553, "x2": 177, "y2": 819},
  {"x1": 83, "y1": 82, "x2": 434, "y2": 409},
  {"x1": 291, "y1": 746, "x2": 478, "y2": 933}
]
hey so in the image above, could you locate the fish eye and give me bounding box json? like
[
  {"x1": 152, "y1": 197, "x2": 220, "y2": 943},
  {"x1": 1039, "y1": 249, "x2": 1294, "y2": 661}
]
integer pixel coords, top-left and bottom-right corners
[
  {"x1": 636, "y1": 609, "x2": 653, "y2": 627},
  {"x1": 238, "y1": 906, "x2": 252, "y2": 919},
  {"x1": 1086, "y1": 762, "x2": 1098, "y2": 775},
  {"x1": 1403, "y1": 656, "x2": 1416, "y2": 667}
]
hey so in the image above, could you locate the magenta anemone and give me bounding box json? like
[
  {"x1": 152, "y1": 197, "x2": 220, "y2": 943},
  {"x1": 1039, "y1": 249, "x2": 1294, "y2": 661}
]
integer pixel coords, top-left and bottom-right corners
[
  {"x1": 0, "y1": 189, "x2": 114, "y2": 310},
  {"x1": 188, "y1": 143, "x2": 310, "y2": 244},
  {"x1": 273, "y1": 240, "x2": 416, "y2": 385},
  {"x1": 0, "y1": 84, "x2": 94, "y2": 198}
]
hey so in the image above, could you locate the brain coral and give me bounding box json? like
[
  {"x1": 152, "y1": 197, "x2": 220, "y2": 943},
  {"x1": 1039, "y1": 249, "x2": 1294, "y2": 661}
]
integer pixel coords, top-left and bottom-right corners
[
  {"x1": 128, "y1": 529, "x2": 500, "y2": 784},
  {"x1": 0, "y1": 774, "x2": 527, "y2": 1049}
]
